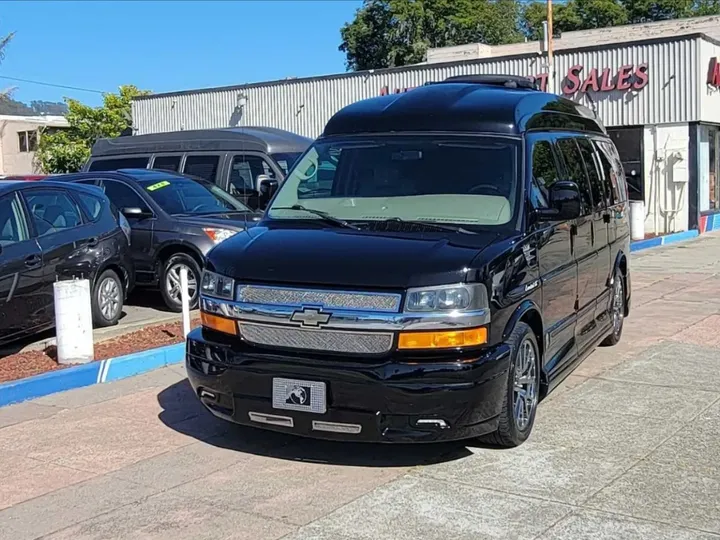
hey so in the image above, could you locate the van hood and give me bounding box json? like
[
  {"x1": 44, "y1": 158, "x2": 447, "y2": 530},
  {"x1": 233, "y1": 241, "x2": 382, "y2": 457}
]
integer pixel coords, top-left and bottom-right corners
[{"x1": 207, "y1": 224, "x2": 502, "y2": 289}]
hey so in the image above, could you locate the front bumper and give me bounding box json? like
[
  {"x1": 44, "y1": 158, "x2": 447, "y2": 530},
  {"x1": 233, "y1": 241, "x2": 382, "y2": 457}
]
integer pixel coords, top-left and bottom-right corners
[{"x1": 185, "y1": 327, "x2": 511, "y2": 443}]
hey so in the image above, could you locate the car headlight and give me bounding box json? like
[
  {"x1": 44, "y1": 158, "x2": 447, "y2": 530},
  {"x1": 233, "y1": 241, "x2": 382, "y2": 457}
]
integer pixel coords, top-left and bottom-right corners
[
  {"x1": 200, "y1": 270, "x2": 235, "y2": 300},
  {"x1": 203, "y1": 228, "x2": 238, "y2": 244},
  {"x1": 404, "y1": 283, "x2": 488, "y2": 312}
]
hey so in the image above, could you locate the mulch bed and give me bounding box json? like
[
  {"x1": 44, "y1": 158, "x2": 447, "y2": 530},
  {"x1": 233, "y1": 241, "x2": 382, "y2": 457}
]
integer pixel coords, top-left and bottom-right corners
[{"x1": 0, "y1": 318, "x2": 200, "y2": 385}]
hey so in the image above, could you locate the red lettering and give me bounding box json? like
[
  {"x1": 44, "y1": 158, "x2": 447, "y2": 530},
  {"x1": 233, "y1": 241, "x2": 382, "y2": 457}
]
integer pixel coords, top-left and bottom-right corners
[
  {"x1": 616, "y1": 65, "x2": 634, "y2": 90},
  {"x1": 580, "y1": 68, "x2": 600, "y2": 93},
  {"x1": 709, "y1": 58, "x2": 720, "y2": 88},
  {"x1": 534, "y1": 73, "x2": 548, "y2": 91},
  {"x1": 600, "y1": 68, "x2": 615, "y2": 91},
  {"x1": 562, "y1": 65, "x2": 583, "y2": 94},
  {"x1": 633, "y1": 64, "x2": 649, "y2": 90},
  {"x1": 380, "y1": 86, "x2": 389, "y2": 96}
]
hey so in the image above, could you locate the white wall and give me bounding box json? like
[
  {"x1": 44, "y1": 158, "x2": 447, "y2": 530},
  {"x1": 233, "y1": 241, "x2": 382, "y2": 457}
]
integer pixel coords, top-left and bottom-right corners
[{"x1": 643, "y1": 124, "x2": 690, "y2": 234}]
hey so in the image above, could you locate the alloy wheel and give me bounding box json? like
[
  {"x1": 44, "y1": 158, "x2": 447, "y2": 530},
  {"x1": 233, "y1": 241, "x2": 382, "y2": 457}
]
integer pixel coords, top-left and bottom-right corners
[
  {"x1": 612, "y1": 276, "x2": 624, "y2": 334},
  {"x1": 166, "y1": 263, "x2": 197, "y2": 304},
  {"x1": 513, "y1": 337, "x2": 538, "y2": 432},
  {"x1": 98, "y1": 277, "x2": 121, "y2": 321}
]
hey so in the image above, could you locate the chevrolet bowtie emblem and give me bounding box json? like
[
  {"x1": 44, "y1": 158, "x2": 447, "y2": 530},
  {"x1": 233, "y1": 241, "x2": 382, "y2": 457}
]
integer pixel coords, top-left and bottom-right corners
[{"x1": 290, "y1": 307, "x2": 331, "y2": 328}]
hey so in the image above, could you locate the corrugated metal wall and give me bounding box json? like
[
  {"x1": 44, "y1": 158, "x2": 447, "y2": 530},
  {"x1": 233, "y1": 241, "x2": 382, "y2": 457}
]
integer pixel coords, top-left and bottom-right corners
[{"x1": 133, "y1": 37, "x2": 701, "y2": 137}]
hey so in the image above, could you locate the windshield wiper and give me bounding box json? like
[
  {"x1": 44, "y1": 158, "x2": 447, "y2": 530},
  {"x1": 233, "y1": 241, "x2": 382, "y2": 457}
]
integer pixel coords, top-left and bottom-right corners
[
  {"x1": 272, "y1": 205, "x2": 361, "y2": 230},
  {"x1": 361, "y1": 217, "x2": 478, "y2": 235}
]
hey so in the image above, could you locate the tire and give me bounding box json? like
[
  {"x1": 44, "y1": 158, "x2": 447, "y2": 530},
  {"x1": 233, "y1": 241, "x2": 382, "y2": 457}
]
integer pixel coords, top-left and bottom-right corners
[
  {"x1": 476, "y1": 322, "x2": 541, "y2": 448},
  {"x1": 159, "y1": 253, "x2": 201, "y2": 312},
  {"x1": 92, "y1": 269, "x2": 123, "y2": 327},
  {"x1": 601, "y1": 268, "x2": 625, "y2": 347}
]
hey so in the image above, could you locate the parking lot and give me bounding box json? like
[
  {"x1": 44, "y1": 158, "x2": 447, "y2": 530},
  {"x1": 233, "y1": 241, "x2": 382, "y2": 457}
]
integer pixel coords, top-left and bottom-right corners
[{"x1": 1, "y1": 233, "x2": 720, "y2": 540}]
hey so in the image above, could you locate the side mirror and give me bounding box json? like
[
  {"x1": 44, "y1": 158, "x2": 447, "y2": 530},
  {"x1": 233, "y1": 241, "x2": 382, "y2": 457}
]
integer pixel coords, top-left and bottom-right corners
[
  {"x1": 536, "y1": 181, "x2": 581, "y2": 221},
  {"x1": 256, "y1": 175, "x2": 279, "y2": 210},
  {"x1": 121, "y1": 206, "x2": 152, "y2": 219}
]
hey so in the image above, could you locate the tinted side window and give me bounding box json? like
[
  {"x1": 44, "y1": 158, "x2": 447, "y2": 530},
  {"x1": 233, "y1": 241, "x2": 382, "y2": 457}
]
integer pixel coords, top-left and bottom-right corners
[
  {"x1": 24, "y1": 189, "x2": 84, "y2": 237},
  {"x1": 530, "y1": 141, "x2": 561, "y2": 209},
  {"x1": 183, "y1": 155, "x2": 219, "y2": 182},
  {"x1": 152, "y1": 155, "x2": 181, "y2": 172},
  {"x1": 88, "y1": 157, "x2": 149, "y2": 171},
  {"x1": 100, "y1": 180, "x2": 146, "y2": 210},
  {"x1": 576, "y1": 138, "x2": 606, "y2": 211},
  {"x1": 593, "y1": 140, "x2": 619, "y2": 205},
  {"x1": 597, "y1": 140, "x2": 628, "y2": 203},
  {"x1": 0, "y1": 193, "x2": 30, "y2": 246},
  {"x1": 228, "y1": 155, "x2": 274, "y2": 196},
  {"x1": 557, "y1": 138, "x2": 592, "y2": 214},
  {"x1": 76, "y1": 192, "x2": 104, "y2": 222}
]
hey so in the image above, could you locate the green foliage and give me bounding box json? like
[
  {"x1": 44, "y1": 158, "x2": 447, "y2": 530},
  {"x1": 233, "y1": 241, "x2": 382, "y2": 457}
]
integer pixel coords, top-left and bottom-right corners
[
  {"x1": 36, "y1": 85, "x2": 150, "y2": 174},
  {"x1": 339, "y1": 0, "x2": 523, "y2": 71},
  {"x1": 341, "y1": 0, "x2": 720, "y2": 70}
]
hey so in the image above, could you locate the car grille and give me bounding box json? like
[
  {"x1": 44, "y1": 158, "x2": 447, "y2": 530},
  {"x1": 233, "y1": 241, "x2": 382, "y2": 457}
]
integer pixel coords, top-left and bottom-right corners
[
  {"x1": 236, "y1": 285, "x2": 401, "y2": 312},
  {"x1": 239, "y1": 323, "x2": 394, "y2": 354}
]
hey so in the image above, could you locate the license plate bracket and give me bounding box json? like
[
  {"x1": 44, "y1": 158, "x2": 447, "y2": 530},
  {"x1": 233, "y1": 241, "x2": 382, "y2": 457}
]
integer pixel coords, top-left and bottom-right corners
[{"x1": 272, "y1": 377, "x2": 327, "y2": 414}]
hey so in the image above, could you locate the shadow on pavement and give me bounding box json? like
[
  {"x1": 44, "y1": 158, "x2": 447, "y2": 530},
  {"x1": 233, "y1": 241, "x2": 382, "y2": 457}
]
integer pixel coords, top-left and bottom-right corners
[{"x1": 157, "y1": 378, "x2": 474, "y2": 467}]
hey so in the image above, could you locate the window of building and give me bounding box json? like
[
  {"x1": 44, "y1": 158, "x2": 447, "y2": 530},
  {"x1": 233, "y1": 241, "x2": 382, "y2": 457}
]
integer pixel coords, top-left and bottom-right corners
[
  {"x1": 699, "y1": 126, "x2": 720, "y2": 213},
  {"x1": 24, "y1": 190, "x2": 83, "y2": 237},
  {"x1": 88, "y1": 157, "x2": 150, "y2": 171},
  {"x1": 606, "y1": 127, "x2": 643, "y2": 201},
  {"x1": 557, "y1": 138, "x2": 592, "y2": 214},
  {"x1": 183, "y1": 155, "x2": 219, "y2": 182},
  {"x1": 17, "y1": 130, "x2": 38, "y2": 153},
  {"x1": 152, "y1": 155, "x2": 182, "y2": 172}
]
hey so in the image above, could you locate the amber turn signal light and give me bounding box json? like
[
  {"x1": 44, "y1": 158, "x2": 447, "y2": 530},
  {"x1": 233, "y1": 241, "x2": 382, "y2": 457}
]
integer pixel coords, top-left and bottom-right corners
[
  {"x1": 201, "y1": 311, "x2": 237, "y2": 335},
  {"x1": 397, "y1": 327, "x2": 487, "y2": 350}
]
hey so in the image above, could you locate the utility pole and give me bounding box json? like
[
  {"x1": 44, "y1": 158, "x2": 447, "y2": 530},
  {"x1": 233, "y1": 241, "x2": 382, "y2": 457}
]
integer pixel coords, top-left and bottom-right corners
[{"x1": 547, "y1": 0, "x2": 554, "y2": 93}]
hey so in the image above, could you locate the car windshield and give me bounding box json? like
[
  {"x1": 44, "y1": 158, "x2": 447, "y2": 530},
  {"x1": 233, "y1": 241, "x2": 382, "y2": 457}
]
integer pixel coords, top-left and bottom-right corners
[
  {"x1": 137, "y1": 176, "x2": 250, "y2": 215},
  {"x1": 267, "y1": 136, "x2": 520, "y2": 228}
]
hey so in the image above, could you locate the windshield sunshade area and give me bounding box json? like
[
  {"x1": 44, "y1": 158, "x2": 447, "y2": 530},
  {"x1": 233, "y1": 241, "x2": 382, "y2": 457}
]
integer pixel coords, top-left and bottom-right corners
[
  {"x1": 139, "y1": 176, "x2": 250, "y2": 215},
  {"x1": 267, "y1": 136, "x2": 520, "y2": 228}
]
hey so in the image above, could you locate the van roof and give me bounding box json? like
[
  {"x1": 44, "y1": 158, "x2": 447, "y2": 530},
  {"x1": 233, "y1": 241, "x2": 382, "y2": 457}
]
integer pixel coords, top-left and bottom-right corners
[
  {"x1": 91, "y1": 126, "x2": 312, "y2": 157},
  {"x1": 322, "y1": 77, "x2": 605, "y2": 138}
]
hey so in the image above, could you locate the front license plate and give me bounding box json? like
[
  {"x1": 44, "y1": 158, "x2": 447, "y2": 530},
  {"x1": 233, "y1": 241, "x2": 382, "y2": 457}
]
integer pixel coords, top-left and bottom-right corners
[{"x1": 272, "y1": 378, "x2": 327, "y2": 414}]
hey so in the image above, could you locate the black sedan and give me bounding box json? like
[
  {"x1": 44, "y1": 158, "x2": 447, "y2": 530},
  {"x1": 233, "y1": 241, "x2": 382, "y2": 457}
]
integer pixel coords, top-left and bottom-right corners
[
  {"x1": 0, "y1": 180, "x2": 134, "y2": 345},
  {"x1": 51, "y1": 169, "x2": 261, "y2": 311}
]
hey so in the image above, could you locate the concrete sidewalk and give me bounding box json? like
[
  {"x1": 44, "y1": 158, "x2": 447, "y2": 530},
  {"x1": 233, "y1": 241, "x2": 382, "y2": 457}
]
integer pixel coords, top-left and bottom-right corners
[{"x1": 1, "y1": 233, "x2": 720, "y2": 540}]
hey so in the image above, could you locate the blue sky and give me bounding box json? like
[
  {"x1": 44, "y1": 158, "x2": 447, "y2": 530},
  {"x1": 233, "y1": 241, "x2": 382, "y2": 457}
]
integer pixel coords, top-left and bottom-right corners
[{"x1": 0, "y1": 0, "x2": 362, "y2": 107}]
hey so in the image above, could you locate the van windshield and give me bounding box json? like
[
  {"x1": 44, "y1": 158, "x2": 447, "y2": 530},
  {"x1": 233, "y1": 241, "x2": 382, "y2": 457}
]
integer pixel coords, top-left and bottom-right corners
[{"x1": 267, "y1": 136, "x2": 520, "y2": 228}]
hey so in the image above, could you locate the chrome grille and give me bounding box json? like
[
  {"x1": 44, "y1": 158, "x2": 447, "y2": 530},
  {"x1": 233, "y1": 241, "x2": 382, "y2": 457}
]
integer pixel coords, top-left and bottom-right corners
[
  {"x1": 239, "y1": 323, "x2": 393, "y2": 354},
  {"x1": 236, "y1": 285, "x2": 401, "y2": 312}
]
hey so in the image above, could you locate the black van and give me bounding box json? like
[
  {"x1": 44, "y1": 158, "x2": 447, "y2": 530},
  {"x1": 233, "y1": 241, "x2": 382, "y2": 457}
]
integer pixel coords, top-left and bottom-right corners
[
  {"x1": 185, "y1": 75, "x2": 631, "y2": 447},
  {"x1": 83, "y1": 127, "x2": 312, "y2": 210}
]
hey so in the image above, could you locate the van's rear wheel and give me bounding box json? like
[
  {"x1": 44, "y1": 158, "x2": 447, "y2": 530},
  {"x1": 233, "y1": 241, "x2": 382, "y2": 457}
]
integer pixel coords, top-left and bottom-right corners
[
  {"x1": 476, "y1": 322, "x2": 540, "y2": 448},
  {"x1": 601, "y1": 269, "x2": 625, "y2": 346}
]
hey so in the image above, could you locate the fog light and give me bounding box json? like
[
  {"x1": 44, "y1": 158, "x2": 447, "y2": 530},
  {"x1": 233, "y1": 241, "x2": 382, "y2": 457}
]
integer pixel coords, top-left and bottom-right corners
[
  {"x1": 416, "y1": 418, "x2": 450, "y2": 429},
  {"x1": 398, "y1": 327, "x2": 487, "y2": 349},
  {"x1": 201, "y1": 311, "x2": 237, "y2": 335}
]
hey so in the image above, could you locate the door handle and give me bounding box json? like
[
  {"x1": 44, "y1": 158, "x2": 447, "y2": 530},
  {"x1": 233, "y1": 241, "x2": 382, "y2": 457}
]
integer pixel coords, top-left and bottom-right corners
[{"x1": 24, "y1": 254, "x2": 41, "y2": 268}]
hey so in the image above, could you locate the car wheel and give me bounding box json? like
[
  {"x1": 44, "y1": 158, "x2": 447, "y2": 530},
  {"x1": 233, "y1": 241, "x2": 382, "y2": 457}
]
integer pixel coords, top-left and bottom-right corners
[
  {"x1": 477, "y1": 322, "x2": 540, "y2": 448},
  {"x1": 92, "y1": 269, "x2": 123, "y2": 327},
  {"x1": 160, "y1": 253, "x2": 200, "y2": 312},
  {"x1": 601, "y1": 268, "x2": 625, "y2": 347}
]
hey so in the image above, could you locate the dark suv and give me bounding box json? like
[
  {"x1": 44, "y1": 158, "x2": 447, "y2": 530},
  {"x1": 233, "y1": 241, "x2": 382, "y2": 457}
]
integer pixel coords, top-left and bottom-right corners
[
  {"x1": 0, "y1": 180, "x2": 134, "y2": 345},
  {"x1": 52, "y1": 169, "x2": 260, "y2": 311},
  {"x1": 185, "y1": 75, "x2": 631, "y2": 447}
]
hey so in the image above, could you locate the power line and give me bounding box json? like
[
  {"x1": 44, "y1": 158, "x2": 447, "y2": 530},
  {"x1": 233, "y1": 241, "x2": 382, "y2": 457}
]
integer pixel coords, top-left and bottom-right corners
[{"x1": 0, "y1": 75, "x2": 105, "y2": 94}]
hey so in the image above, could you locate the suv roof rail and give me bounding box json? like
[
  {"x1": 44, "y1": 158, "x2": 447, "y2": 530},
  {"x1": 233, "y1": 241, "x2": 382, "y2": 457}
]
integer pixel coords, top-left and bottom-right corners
[{"x1": 437, "y1": 74, "x2": 540, "y2": 90}]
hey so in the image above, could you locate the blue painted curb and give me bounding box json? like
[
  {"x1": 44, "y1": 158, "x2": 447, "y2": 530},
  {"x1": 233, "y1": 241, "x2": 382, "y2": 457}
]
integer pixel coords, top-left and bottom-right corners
[
  {"x1": 0, "y1": 342, "x2": 185, "y2": 408},
  {"x1": 630, "y1": 229, "x2": 699, "y2": 252}
]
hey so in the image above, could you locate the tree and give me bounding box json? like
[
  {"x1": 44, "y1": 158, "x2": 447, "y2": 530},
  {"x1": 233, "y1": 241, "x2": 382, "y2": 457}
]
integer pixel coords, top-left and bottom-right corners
[
  {"x1": 339, "y1": 0, "x2": 523, "y2": 71},
  {"x1": 36, "y1": 85, "x2": 150, "y2": 174}
]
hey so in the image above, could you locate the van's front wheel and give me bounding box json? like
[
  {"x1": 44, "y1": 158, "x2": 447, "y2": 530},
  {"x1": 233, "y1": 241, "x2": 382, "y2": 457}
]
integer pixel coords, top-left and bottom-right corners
[
  {"x1": 601, "y1": 269, "x2": 625, "y2": 347},
  {"x1": 476, "y1": 322, "x2": 540, "y2": 448}
]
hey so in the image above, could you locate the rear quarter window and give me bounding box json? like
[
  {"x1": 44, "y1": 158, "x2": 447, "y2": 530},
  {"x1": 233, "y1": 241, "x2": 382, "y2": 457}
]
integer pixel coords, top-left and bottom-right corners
[{"x1": 75, "y1": 192, "x2": 105, "y2": 222}]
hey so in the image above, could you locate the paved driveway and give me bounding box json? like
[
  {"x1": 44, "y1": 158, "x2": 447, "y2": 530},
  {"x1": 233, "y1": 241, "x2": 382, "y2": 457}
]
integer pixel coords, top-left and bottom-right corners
[{"x1": 2, "y1": 234, "x2": 720, "y2": 540}]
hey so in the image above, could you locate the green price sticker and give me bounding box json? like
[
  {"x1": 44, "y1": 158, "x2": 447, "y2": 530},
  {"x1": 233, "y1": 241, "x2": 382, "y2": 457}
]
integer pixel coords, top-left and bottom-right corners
[{"x1": 146, "y1": 180, "x2": 170, "y2": 192}]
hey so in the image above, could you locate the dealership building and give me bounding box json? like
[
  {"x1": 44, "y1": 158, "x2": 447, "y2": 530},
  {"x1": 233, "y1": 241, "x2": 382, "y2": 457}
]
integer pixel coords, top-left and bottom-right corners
[{"x1": 132, "y1": 15, "x2": 720, "y2": 236}]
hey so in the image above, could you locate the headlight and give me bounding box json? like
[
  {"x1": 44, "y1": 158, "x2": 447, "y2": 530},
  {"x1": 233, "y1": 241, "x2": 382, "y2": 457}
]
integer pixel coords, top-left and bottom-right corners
[
  {"x1": 203, "y1": 228, "x2": 238, "y2": 244},
  {"x1": 404, "y1": 283, "x2": 487, "y2": 312},
  {"x1": 200, "y1": 270, "x2": 235, "y2": 300}
]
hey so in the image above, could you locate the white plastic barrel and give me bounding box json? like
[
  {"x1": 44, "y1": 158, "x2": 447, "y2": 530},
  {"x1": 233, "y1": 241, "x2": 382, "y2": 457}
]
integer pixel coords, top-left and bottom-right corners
[
  {"x1": 629, "y1": 200, "x2": 645, "y2": 241},
  {"x1": 53, "y1": 279, "x2": 94, "y2": 365}
]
